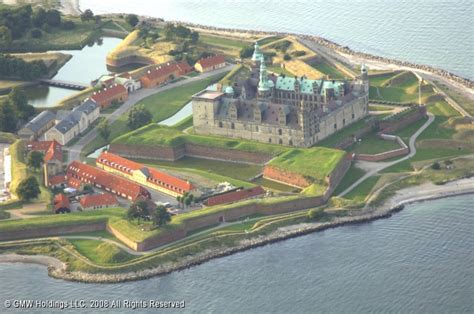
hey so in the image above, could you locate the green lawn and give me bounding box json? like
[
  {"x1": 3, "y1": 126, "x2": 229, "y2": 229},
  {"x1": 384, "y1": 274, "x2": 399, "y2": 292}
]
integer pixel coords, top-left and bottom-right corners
[
  {"x1": 267, "y1": 64, "x2": 294, "y2": 76},
  {"x1": 135, "y1": 156, "x2": 262, "y2": 182},
  {"x1": 308, "y1": 59, "x2": 345, "y2": 79},
  {"x1": 268, "y1": 148, "x2": 346, "y2": 184},
  {"x1": 350, "y1": 133, "x2": 401, "y2": 155},
  {"x1": 344, "y1": 176, "x2": 380, "y2": 202},
  {"x1": 258, "y1": 36, "x2": 283, "y2": 46},
  {"x1": 68, "y1": 239, "x2": 136, "y2": 264},
  {"x1": 394, "y1": 116, "x2": 428, "y2": 142},
  {"x1": 199, "y1": 34, "x2": 250, "y2": 49},
  {"x1": 334, "y1": 165, "x2": 366, "y2": 195},
  {"x1": 137, "y1": 74, "x2": 226, "y2": 122},
  {"x1": 252, "y1": 177, "x2": 299, "y2": 193},
  {"x1": 380, "y1": 159, "x2": 414, "y2": 173},
  {"x1": 417, "y1": 101, "x2": 459, "y2": 141},
  {"x1": 317, "y1": 117, "x2": 373, "y2": 148}
]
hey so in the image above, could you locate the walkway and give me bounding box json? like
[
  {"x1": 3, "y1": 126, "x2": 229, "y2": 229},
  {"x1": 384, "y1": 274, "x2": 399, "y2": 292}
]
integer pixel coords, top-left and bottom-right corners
[
  {"x1": 338, "y1": 112, "x2": 435, "y2": 197},
  {"x1": 64, "y1": 64, "x2": 234, "y2": 162}
]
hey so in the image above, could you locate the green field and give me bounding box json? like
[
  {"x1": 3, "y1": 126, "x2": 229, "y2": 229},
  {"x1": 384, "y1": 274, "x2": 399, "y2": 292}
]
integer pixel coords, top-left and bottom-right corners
[
  {"x1": 135, "y1": 156, "x2": 262, "y2": 182},
  {"x1": 308, "y1": 59, "x2": 346, "y2": 79},
  {"x1": 267, "y1": 64, "x2": 295, "y2": 76},
  {"x1": 200, "y1": 34, "x2": 251, "y2": 49},
  {"x1": 257, "y1": 36, "x2": 283, "y2": 46},
  {"x1": 334, "y1": 165, "x2": 366, "y2": 195},
  {"x1": 317, "y1": 117, "x2": 373, "y2": 148},
  {"x1": 68, "y1": 239, "x2": 136, "y2": 264},
  {"x1": 344, "y1": 176, "x2": 380, "y2": 202},
  {"x1": 252, "y1": 177, "x2": 299, "y2": 193},
  {"x1": 350, "y1": 133, "x2": 401, "y2": 155},
  {"x1": 268, "y1": 148, "x2": 346, "y2": 184}
]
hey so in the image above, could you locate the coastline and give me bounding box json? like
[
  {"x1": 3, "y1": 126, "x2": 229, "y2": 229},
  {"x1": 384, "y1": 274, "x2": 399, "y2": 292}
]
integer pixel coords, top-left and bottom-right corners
[{"x1": 1, "y1": 178, "x2": 472, "y2": 284}]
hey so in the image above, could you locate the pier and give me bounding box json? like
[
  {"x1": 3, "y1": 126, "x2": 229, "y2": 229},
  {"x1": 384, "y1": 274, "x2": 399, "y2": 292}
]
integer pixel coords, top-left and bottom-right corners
[{"x1": 38, "y1": 79, "x2": 89, "y2": 91}]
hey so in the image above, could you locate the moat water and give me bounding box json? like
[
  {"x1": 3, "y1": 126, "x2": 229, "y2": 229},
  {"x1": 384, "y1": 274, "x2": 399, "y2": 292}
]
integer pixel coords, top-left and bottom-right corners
[
  {"x1": 79, "y1": 0, "x2": 474, "y2": 80},
  {"x1": 1, "y1": 195, "x2": 473, "y2": 313}
]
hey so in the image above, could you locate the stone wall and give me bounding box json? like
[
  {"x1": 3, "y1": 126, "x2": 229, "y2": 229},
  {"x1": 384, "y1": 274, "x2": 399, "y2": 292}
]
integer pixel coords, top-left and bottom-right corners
[
  {"x1": 0, "y1": 221, "x2": 106, "y2": 242},
  {"x1": 109, "y1": 143, "x2": 185, "y2": 161},
  {"x1": 325, "y1": 154, "x2": 353, "y2": 196},
  {"x1": 355, "y1": 147, "x2": 409, "y2": 162},
  {"x1": 184, "y1": 143, "x2": 272, "y2": 165},
  {"x1": 105, "y1": 55, "x2": 154, "y2": 68},
  {"x1": 378, "y1": 106, "x2": 427, "y2": 134},
  {"x1": 262, "y1": 166, "x2": 312, "y2": 188}
]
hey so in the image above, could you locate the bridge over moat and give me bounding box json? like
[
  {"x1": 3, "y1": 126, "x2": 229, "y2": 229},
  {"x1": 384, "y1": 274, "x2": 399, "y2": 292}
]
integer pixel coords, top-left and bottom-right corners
[{"x1": 38, "y1": 79, "x2": 89, "y2": 91}]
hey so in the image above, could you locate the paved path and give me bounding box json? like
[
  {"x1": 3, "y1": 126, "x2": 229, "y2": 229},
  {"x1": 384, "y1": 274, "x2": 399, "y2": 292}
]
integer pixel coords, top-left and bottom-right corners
[
  {"x1": 64, "y1": 65, "x2": 234, "y2": 162},
  {"x1": 338, "y1": 112, "x2": 435, "y2": 197}
]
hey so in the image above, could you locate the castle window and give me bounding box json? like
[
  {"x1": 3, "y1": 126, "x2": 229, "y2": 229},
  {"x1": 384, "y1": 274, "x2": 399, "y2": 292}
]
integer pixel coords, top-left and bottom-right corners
[
  {"x1": 289, "y1": 140, "x2": 293, "y2": 146},
  {"x1": 352, "y1": 113, "x2": 355, "y2": 119},
  {"x1": 334, "y1": 123, "x2": 337, "y2": 129},
  {"x1": 268, "y1": 138, "x2": 272, "y2": 143},
  {"x1": 279, "y1": 139, "x2": 283, "y2": 144},
  {"x1": 278, "y1": 129, "x2": 282, "y2": 135},
  {"x1": 256, "y1": 126, "x2": 259, "y2": 132},
  {"x1": 231, "y1": 122, "x2": 235, "y2": 129},
  {"x1": 218, "y1": 121, "x2": 223, "y2": 128},
  {"x1": 343, "y1": 118, "x2": 346, "y2": 125}
]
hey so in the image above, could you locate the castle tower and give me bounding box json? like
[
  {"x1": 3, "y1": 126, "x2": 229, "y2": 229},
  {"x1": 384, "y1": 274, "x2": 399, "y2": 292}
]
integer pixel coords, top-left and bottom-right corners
[
  {"x1": 258, "y1": 56, "x2": 272, "y2": 98},
  {"x1": 360, "y1": 63, "x2": 369, "y2": 93},
  {"x1": 251, "y1": 42, "x2": 264, "y2": 77}
]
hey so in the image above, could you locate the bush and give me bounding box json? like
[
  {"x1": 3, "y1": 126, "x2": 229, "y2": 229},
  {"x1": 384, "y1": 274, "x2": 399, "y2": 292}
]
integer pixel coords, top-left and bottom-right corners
[
  {"x1": 126, "y1": 14, "x2": 139, "y2": 27},
  {"x1": 292, "y1": 50, "x2": 306, "y2": 57},
  {"x1": 431, "y1": 162, "x2": 441, "y2": 170},
  {"x1": 61, "y1": 21, "x2": 75, "y2": 30},
  {"x1": 16, "y1": 176, "x2": 40, "y2": 201},
  {"x1": 307, "y1": 207, "x2": 325, "y2": 220},
  {"x1": 30, "y1": 28, "x2": 42, "y2": 38},
  {"x1": 283, "y1": 54, "x2": 291, "y2": 61},
  {"x1": 239, "y1": 46, "x2": 254, "y2": 59}
]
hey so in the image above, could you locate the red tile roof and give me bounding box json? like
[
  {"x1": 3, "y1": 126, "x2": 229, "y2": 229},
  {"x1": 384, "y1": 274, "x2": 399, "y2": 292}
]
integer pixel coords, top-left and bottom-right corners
[
  {"x1": 67, "y1": 161, "x2": 150, "y2": 200},
  {"x1": 96, "y1": 152, "x2": 193, "y2": 194},
  {"x1": 206, "y1": 186, "x2": 265, "y2": 206},
  {"x1": 53, "y1": 193, "x2": 70, "y2": 210},
  {"x1": 80, "y1": 193, "x2": 118, "y2": 209},
  {"x1": 90, "y1": 84, "x2": 127, "y2": 104},
  {"x1": 196, "y1": 55, "x2": 225, "y2": 69},
  {"x1": 48, "y1": 175, "x2": 66, "y2": 186},
  {"x1": 66, "y1": 176, "x2": 83, "y2": 189},
  {"x1": 141, "y1": 61, "x2": 191, "y2": 82},
  {"x1": 26, "y1": 140, "x2": 62, "y2": 162}
]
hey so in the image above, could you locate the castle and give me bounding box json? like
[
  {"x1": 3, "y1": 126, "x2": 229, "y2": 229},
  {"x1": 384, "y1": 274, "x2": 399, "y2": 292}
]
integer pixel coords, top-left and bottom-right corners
[{"x1": 192, "y1": 42, "x2": 369, "y2": 147}]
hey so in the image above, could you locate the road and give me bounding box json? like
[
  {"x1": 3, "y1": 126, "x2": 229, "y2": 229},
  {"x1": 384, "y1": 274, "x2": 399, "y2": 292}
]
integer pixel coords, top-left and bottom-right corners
[
  {"x1": 338, "y1": 112, "x2": 435, "y2": 197},
  {"x1": 65, "y1": 64, "x2": 234, "y2": 162}
]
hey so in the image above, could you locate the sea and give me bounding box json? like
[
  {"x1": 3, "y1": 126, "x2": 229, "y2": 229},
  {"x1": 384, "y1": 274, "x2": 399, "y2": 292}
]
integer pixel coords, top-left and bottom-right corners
[
  {"x1": 78, "y1": 0, "x2": 474, "y2": 80},
  {"x1": 0, "y1": 195, "x2": 473, "y2": 313}
]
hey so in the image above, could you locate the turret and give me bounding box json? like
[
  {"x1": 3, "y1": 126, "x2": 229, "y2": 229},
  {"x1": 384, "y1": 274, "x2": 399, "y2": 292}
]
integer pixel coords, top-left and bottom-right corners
[
  {"x1": 258, "y1": 56, "x2": 271, "y2": 98},
  {"x1": 252, "y1": 41, "x2": 263, "y2": 62}
]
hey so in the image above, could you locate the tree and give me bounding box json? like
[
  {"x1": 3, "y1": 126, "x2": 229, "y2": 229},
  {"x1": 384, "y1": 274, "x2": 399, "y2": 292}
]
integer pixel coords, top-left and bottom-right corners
[
  {"x1": 283, "y1": 53, "x2": 291, "y2": 61},
  {"x1": 94, "y1": 15, "x2": 102, "y2": 25},
  {"x1": 126, "y1": 14, "x2": 139, "y2": 27},
  {"x1": 184, "y1": 197, "x2": 191, "y2": 207},
  {"x1": 27, "y1": 151, "x2": 44, "y2": 170},
  {"x1": 176, "y1": 196, "x2": 182, "y2": 208},
  {"x1": 190, "y1": 31, "x2": 199, "y2": 44},
  {"x1": 307, "y1": 208, "x2": 325, "y2": 221},
  {"x1": 16, "y1": 176, "x2": 40, "y2": 201},
  {"x1": 0, "y1": 102, "x2": 17, "y2": 132},
  {"x1": 127, "y1": 199, "x2": 149, "y2": 223},
  {"x1": 30, "y1": 28, "x2": 42, "y2": 38},
  {"x1": 127, "y1": 104, "x2": 152, "y2": 130},
  {"x1": 239, "y1": 46, "x2": 254, "y2": 59},
  {"x1": 97, "y1": 119, "x2": 110, "y2": 140},
  {"x1": 32, "y1": 8, "x2": 47, "y2": 27},
  {"x1": 45, "y1": 9, "x2": 61, "y2": 27},
  {"x1": 9, "y1": 87, "x2": 35, "y2": 120},
  {"x1": 431, "y1": 162, "x2": 441, "y2": 170},
  {"x1": 80, "y1": 9, "x2": 94, "y2": 22},
  {"x1": 153, "y1": 206, "x2": 171, "y2": 226},
  {"x1": 0, "y1": 26, "x2": 12, "y2": 46}
]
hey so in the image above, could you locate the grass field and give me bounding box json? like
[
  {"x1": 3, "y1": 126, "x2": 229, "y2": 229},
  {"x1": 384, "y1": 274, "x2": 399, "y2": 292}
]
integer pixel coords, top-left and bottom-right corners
[
  {"x1": 267, "y1": 64, "x2": 295, "y2": 76},
  {"x1": 268, "y1": 148, "x2": 346, "y2": 184},
  {"x1": 68, "y1": 239, "x2": 136, "y2": 264},
  {"x1": 344, "y1": 176, "x2": 380, "y2": 202},
  {"x1": 135, "y1": 156, "x2": 262, "y2": 182},
  {"x1": 308, "y1": 58, "x2": 346, "y2": 79},
  {"x1": 199, "y1": 34, "x2": 251, "y2": 50},
  {"x1": 334, "y1": 165, "x2": 366, "y2": 195},
  {"x1": 350, "y1": 133, "x2": 401, "y2": 155}
]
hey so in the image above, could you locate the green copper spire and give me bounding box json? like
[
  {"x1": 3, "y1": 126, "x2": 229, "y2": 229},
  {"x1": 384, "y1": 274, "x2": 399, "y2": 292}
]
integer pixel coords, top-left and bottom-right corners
[
  {"x1": 252, "y1": 41, "x2": 263, "y2": 62},
  {"x1": 258, "y1": 56, "x2": 270, "y2": 92}
]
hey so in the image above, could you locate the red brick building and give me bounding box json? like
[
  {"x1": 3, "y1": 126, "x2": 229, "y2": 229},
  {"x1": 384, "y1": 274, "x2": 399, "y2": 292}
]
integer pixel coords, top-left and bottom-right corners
[
  {"x1": 53, "y1": 193, "x2": 70, "y2": 213},
  {"x1": 79, "y1": 193, "x2": 119, "y2": 210},
  {"x1": 194, "y1": 55, "x2": 226, "y2": 73},
  {"x1": 139, "y1": 61, "x2": 193, "y2": 88},
  {"x1": 66, "y1": 161, "x2": 151, "y2": 201},
  {"x1": 96, "y1": 151, "x2": 194, "y2": 197},
  {"x1": 206, "y1": 186, "x2": 265, "y2": 206},
  {"x1": 90, "y1": 84, "x2": 128, "y2": 109}
]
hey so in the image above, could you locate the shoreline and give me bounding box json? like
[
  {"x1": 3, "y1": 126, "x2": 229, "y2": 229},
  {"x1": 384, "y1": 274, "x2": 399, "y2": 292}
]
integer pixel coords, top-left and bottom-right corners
[{"x1": 0, "y1": 178, "x2": 472, "y2": 284}]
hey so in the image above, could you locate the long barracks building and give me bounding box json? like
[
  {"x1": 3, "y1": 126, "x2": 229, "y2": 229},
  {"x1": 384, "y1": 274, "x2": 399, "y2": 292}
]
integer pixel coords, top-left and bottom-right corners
[{"x1": 96, "y1": 151, "x2": 195, "y2": 197}]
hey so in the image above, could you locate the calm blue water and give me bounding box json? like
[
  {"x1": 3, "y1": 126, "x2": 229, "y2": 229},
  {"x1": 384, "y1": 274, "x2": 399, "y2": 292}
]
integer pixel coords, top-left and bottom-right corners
[
  {"x1": 79, "y1": 0, "x2": 474, "y2": 79},
  {"x1": 0, "y1": 195, "x2": 473, "y2": 313}
]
